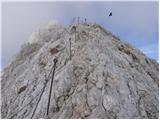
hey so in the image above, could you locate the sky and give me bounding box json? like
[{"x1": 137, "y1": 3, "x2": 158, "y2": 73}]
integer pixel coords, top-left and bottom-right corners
[{"x1": 1, "y1": 1, "x2": 159, "y2": 69}]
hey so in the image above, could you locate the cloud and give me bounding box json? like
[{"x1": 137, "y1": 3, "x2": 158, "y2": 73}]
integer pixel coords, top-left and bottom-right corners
[
  {"x1": 139, "y1": 43, "x2": 159, "y2": 61},
  {"x1": 1, "y1": 1, "x2": 158, "y2": 69},
  {"x1": 140, "y1": 43, "x2": 158, "y2": 53},
  {"x1": 2, "y1": 2, "x2": 61, "y2": 68}
]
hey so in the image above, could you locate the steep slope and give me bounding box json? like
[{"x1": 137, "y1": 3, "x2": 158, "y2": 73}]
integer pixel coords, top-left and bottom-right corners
[{"x1": 1, "y1": 22, "x2": 159, "y2": 119}]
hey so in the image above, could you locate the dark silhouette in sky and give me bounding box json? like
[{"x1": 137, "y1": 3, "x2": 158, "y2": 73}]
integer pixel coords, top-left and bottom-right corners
[{"x1": 109, "y1": 12, "x2": 112, "y2": 16}]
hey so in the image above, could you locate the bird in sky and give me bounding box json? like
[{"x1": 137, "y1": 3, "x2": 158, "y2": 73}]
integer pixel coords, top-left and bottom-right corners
[{"x1": 109, "y1": 12, "x2": 112, "y2": 16}]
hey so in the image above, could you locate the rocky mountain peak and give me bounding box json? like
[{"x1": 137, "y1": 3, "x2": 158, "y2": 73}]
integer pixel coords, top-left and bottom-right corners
[{"x1": 1, "y1": 22, "x2": 159, "y2": 119}]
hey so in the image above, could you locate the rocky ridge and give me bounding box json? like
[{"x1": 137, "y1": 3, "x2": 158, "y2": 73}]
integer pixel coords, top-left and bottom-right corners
[{"x1": 1, "y1": 22, "x2": 159, "y2": 119}]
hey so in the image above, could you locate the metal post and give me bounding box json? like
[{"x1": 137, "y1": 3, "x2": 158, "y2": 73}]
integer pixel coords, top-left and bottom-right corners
[
  {"x1": 75, "y1": 28, "x2": 76, "y2": 42},
  {"x1": 46, "y1": 58, "x2": 58, "y2": 116},
  {"x1": 69, "y1": 38, "x2": 71, "y2": 60}
]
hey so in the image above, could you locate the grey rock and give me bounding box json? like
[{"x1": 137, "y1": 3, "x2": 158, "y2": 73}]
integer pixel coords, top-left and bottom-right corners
[{"x1": 1, "y1": 22, "x2": 159, "y2": 119}]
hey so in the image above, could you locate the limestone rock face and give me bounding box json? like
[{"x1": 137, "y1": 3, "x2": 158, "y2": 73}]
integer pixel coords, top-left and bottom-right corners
[{"x1": 1, "y1": 23, "x2": 159, "y2": 119}]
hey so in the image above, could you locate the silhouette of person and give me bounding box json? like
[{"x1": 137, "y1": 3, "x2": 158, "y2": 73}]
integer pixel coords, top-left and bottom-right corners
[{"x1": 85, "y1": 18, "x2": 87, "y2": 23}]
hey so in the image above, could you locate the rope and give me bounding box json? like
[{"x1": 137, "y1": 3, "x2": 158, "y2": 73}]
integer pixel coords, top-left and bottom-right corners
[
  {"x1": 31, "y1": 61, "x2": 56, "y2": 119},
  {"x1": 46, "y1": 58, "x2": 58, "y2": 116}
]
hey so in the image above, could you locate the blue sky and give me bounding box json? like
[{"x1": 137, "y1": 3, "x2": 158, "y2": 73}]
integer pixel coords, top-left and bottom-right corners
[{"x1": 1, "y1": 1, "x2": 159, "y2": 69}]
